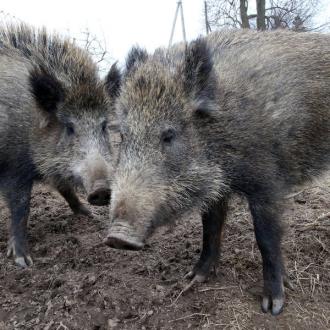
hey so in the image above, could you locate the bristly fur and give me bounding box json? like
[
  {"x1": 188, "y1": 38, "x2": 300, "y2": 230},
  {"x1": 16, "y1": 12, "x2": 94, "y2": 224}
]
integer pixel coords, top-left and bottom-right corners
[
  {"x1": 183, "y1": 38, "x2": 213, "y2": 96},
  {"x1": 0, "y1": 23, "x2": 107, "y2": 111},
  {"x1": 105, "y1": 62, "x2": 121, "y2": 98},
  {"x1": 29, "y1": 65, "x2": 65, "y2": 113},
  {"x1": 183, "y1": 38, "x2": 217, "y2": 118},
  {"x1": 125, "y1": 46, "x2": 148, "y2": 76}
]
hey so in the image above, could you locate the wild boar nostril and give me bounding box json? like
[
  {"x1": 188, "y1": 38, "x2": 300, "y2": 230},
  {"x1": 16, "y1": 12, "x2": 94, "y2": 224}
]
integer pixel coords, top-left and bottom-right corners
[{"x1": 87, "y1": 188, "x2": 111, "y2": 206}]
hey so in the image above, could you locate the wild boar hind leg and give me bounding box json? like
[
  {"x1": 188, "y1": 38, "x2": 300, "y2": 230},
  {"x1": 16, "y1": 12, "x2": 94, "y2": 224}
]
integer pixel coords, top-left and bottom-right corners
[
  {"x1": 185, "y1": 197, "x2": 228, "y2": 284},
  {"x1": 6, "y1": 180, "x2": 33, "y2": 268}
]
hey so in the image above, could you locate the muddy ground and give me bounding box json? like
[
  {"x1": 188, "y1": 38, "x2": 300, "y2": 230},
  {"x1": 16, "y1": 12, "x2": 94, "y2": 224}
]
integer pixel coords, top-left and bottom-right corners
[{"x1": 0, "y1": 180, "x2": 329, "y2": 329}]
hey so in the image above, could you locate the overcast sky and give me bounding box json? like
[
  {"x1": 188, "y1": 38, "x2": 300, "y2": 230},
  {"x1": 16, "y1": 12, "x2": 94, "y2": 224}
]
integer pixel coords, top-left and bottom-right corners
[{"x1": 1, "y1": 0, "x2": 330, "y2": 70}]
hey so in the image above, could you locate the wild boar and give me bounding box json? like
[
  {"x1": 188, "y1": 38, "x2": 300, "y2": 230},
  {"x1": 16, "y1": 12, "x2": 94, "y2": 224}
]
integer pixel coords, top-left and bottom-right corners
[
  {"x1": 105, "y1": 30, "x2": 330, "y2": 315},
  {"x1": 0, "y1": 24, "x2": 118, "y2": 267}
]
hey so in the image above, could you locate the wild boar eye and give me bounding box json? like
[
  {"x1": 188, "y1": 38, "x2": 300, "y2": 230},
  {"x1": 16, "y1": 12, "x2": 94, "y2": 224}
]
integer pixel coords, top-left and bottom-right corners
[
  {"x1": 161, "y1": 128, "x2": 176, "y2": 145},
  {"x1": 66, "y1": 123, "x2": 75, "y2": 136},
  {"x1": 101, "y1": 120, "x2": 108, "y2": 133}
]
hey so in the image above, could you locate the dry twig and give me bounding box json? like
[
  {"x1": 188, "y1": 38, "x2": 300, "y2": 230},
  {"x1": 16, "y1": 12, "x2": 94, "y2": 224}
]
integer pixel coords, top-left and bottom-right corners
[{"x1": 169, "y1": 313, "x2": 211, "y2": 323}]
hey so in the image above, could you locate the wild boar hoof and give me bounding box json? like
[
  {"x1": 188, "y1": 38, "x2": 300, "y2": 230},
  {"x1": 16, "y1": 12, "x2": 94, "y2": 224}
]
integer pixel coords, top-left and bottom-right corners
[
  {"x1": 181, "y1": 271, "x2": 208, "y2": 293},
  {"x1": 261, "y1": 294, "x2": 284, "y2": 316},
  {"x1": 7, "y1": 237, "x2": 33, "y2": 268},
  {"x1": 184, "y1": 270, "x2": 207, "y2": 282}
]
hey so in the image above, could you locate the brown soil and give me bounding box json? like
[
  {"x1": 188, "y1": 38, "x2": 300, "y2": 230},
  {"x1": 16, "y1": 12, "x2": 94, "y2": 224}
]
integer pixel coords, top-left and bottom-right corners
[{"x1": 0, "y1": 181, "x2": 329, "y2": 330}]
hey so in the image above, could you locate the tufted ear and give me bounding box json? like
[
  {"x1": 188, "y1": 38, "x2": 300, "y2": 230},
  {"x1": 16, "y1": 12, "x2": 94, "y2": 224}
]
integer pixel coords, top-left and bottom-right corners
[
  {"x1": 183, "y1": 38, "x2": 217, "y2": 119},
  {"x1": 29, "y1": 66, "x2": 65, "y2": 128},
  {"x1": 105, "y1": 62, "x2": 121, "y2": 98},
  {"x1": 125, "y1": 46, "x2": 148, "y2": 76}
]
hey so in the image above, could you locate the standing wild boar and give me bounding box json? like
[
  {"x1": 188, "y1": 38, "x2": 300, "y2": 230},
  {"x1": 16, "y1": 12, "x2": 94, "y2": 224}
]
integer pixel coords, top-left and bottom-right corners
[
  {"x1": 105, "y1": 30, "x2": 330, "y2": 315},
  {"x1": 0, "y1": 24, "x2": 118, "y2": 267}
]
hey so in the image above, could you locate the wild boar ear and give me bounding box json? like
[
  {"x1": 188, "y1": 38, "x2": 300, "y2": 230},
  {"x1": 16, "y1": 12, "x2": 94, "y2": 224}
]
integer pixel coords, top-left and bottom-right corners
[
  {"x1": 183, "y1": 38, "x2": 216, "y2": 119},
  {"x1": 29, "y1": 66, "x2": 65, "y2": 128},
  {"x1": 125, "y1": 46, "x2": 148, "y2": 76},
  {"x1": 105, "y1": 62, "x2": 121, "y2": 98}
]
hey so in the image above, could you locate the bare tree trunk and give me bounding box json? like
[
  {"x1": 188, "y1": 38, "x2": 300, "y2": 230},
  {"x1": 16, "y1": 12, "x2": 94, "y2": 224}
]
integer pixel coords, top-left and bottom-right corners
[
  {"x1": 240, "y1": 0, "x2": 250, "y2": 28},
  {"x1": 256, "y1": 0, "x2": 266, "y2": 30}
]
